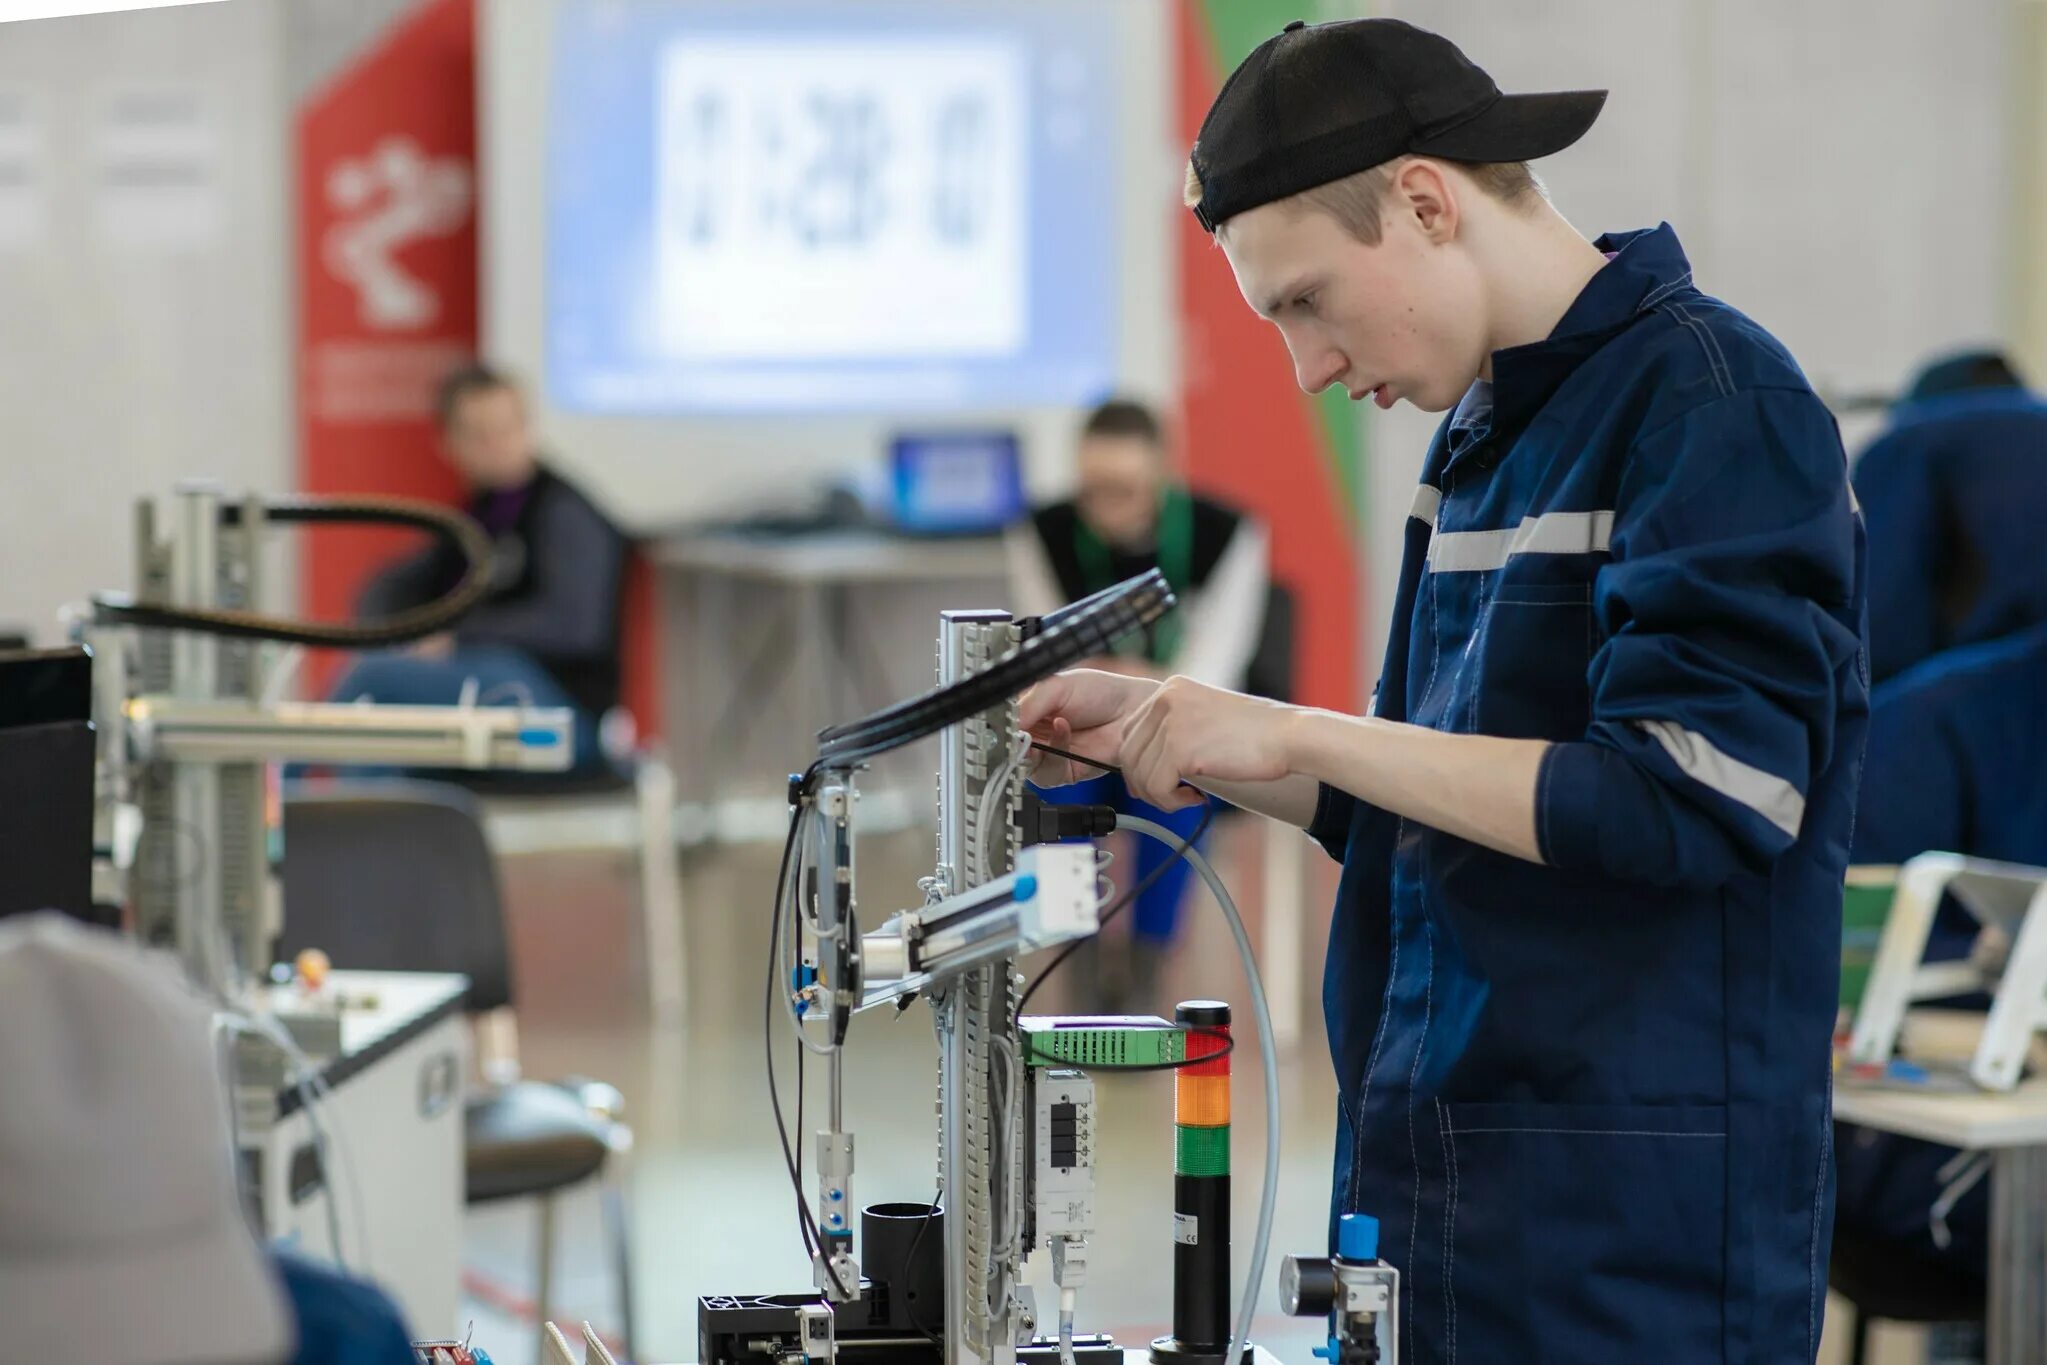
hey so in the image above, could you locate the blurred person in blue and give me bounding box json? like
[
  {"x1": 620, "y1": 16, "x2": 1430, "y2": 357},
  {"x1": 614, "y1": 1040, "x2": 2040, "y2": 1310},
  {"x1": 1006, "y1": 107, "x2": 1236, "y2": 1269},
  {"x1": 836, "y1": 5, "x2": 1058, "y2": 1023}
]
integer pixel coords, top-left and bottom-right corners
[
  {"x1": 1023, "y1": 18, "x2": 1866, "y2": 1361},
  {"x1": 1831, "y1": 617, "x2": 2047, "y2": 1362},
  {"x1": 1005, "y1": 397, "x2": 1270, "y2": 1003},
  {"x1": 1853, "y1": 348, "x2": 2047, "y2": 684},
  {"x1": 333, "y1": 363, "x2": 628, "y2": 777},
  {"x1": 0, "y1": 912, "x2": 418, "y2": 1365}
]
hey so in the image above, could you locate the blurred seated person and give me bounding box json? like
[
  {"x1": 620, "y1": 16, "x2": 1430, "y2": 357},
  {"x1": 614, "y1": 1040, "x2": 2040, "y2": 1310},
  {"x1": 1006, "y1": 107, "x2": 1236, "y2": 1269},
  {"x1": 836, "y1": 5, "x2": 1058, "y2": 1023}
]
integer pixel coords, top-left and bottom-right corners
[
  {"x1": 0, "y1": 913, "x2": 418, "y2": 1364},
  {"x1": 1853, "y1": 349, "x2": 2047, "y2": 683},
  {"x1": 335, "y1": 363, "x2": 627, "y2": 777},
  {"x1": 1831, "y1": 621, "x2": 2047, "y2": 1357},
  {"x1": 1005, "y1": 398, "x2": 1269, "y2": 1001}
]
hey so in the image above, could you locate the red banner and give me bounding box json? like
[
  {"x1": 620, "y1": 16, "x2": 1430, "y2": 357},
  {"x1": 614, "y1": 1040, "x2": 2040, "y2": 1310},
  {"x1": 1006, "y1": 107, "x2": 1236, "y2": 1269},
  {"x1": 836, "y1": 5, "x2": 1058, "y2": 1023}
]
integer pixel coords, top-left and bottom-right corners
[{"x1": 295, "y1": 0, "x2": 477, "y2": 693}]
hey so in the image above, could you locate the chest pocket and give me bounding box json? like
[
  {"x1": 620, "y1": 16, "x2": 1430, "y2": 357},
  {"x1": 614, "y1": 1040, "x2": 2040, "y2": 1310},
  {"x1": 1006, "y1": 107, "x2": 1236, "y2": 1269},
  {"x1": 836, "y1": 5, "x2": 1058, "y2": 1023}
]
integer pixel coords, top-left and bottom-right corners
[{"x1": 1468, "y1": 576, "x2": 1595, "y2": 741}]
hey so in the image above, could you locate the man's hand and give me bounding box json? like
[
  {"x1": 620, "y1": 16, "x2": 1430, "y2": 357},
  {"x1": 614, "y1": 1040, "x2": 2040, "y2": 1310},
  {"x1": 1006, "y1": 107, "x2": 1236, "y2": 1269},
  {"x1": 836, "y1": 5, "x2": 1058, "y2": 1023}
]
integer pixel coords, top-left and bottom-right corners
[
  {"x1": 1019, "y1": 668, "x2": 1160, "y2": 785},
  {"x1": 1118, "y1": 676, "x2": 1298, "y2": 808}
]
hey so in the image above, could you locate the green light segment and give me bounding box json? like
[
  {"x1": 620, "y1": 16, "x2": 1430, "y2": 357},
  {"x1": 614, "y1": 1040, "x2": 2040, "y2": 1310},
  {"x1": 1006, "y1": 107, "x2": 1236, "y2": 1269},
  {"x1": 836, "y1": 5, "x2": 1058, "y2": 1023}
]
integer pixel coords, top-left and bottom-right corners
[{"x1": 1176, "y1": 1123, "x2": 1231, "y2": 1177}]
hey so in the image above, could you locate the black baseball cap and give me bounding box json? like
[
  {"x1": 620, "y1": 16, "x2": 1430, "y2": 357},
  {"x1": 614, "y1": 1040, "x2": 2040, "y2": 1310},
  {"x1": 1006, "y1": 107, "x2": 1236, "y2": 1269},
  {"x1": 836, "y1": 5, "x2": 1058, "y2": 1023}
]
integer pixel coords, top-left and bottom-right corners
[{"x1": 1189, "y1": 18, "x2": 1607, "y2": 231}]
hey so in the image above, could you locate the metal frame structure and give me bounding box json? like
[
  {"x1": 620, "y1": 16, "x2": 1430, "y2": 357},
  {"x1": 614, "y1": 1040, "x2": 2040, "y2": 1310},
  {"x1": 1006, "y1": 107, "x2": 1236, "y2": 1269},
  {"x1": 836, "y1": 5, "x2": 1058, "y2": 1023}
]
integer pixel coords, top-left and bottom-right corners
[{"x1": 89, "y1": 484, "x2": 572, "y2": 1000}]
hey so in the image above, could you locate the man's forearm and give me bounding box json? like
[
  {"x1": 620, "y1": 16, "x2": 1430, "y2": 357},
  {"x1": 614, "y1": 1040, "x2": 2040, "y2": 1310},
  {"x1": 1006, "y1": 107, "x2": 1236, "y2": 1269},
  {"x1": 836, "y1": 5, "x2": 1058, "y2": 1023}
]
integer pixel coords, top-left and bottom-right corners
[
  {"x1": 1282, "y1": 709, "x2": 1549, "y2": 863},
  {"x1": 1189, "y1": 770, "x2": 1323, "y2": 830}
]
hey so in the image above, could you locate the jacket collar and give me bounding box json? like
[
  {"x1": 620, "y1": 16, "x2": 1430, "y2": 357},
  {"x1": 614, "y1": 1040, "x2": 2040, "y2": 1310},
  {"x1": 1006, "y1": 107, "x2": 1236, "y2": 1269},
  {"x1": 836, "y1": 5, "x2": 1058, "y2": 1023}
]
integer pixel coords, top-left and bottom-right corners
[{"x1": 1451, "y1": 223, "x2": 1694, "y2": 459}]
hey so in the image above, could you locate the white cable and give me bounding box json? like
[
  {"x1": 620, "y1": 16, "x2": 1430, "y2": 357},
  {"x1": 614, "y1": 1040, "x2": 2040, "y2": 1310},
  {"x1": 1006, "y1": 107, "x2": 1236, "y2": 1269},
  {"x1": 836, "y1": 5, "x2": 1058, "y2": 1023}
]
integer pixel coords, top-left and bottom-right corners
[
  {"x1": 216, "y1": 1007, "x2": 357, "y2": 1270},
  {"x1": 477, "y1": 680, "x2": 537, "y2": 709},
  {"x1": 1118, "y1": 814, "x2": 1278, "y2": 1365},
  {"x1": 259, "y1": 643, "x2": 306, "y2": 709},
  {"x1": 1057, "y1": 1288, "x2": 1078, "y2": 1365},
  {"x1": 1930, "y1": 1148, "x2": 1993, "y2": 1250},
  {"x1": 986, "y1": 1033, "x2": 1026, "y2": 1323},
  {"x1": 974, "y1": 729, "x2": 1033, "y2": 884}
]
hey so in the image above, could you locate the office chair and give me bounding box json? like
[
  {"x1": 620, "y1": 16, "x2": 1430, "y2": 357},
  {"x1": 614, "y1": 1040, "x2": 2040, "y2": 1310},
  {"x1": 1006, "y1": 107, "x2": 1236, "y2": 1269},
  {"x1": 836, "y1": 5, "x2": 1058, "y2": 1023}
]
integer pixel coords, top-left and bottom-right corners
[
  {"x1": 278, "y1": 781, "x2": 636, "y2": 1362},
  {"x1": 1828, "y1": 1228, "x2": 1983, "y2": 1365}
]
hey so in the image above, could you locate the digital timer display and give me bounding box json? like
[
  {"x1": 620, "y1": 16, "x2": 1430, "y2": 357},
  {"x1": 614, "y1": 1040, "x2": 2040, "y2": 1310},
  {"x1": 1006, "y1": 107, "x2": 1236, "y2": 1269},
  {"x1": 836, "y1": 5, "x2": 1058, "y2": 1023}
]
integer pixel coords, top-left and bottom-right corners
[
  {"x1": 545, "y1": 2, "x2": 1118, "y2": 414},
  {"x1": 655, "y1": 39, "x2": 1026, "y2": 362}
]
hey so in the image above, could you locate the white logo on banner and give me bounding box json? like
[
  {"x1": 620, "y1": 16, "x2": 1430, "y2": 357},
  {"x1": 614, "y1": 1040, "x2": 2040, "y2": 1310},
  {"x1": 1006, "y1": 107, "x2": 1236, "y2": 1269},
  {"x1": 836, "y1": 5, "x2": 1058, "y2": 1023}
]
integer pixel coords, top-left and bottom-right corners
[{"x1": 322, "y1": 136, "x2": 470, "y2": 331}]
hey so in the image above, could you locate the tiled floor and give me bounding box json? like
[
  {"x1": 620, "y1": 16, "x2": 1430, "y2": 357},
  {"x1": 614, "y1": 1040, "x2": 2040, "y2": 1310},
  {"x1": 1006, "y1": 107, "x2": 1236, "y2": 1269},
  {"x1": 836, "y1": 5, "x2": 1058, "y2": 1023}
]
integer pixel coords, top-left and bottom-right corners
[{"x1": 459, "y1": 823, "x2": 1920, "y2": 1365}]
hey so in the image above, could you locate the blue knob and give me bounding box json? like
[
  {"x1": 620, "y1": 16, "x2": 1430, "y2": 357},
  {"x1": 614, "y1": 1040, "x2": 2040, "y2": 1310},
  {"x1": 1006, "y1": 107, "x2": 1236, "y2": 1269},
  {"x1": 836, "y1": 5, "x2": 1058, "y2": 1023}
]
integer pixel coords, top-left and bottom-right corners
[
  {"x1": 1338, "y1": 1212, "x2": 1380, "y2": 1262},
  {"x1": 828, "y1": 1212, "x2": 843, "y2": 1227},
  {"x1": 1014, "y1": 874, "x2": 1038, "y2": 901},
  {"x1": 1312, "y1": 1338, "x2": 1341, "y2": 1362},
  {"x1": 828, "y1": 1189, "x2": 843, "y2": 1202}
]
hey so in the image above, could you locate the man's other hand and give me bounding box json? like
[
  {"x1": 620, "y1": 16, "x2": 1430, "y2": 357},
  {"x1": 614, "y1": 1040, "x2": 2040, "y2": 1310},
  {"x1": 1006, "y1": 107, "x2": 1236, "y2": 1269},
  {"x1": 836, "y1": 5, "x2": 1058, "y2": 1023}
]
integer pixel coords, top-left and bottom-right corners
[{"x1": 1118, "y1": 676, "x2": 1298, "y2": 809}]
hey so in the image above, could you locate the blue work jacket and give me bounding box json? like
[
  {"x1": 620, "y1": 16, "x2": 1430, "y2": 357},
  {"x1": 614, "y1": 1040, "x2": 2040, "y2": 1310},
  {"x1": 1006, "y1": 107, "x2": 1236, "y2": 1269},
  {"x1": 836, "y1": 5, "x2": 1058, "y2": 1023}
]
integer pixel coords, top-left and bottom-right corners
[
  {"x1": 1856, "y1": 617, "x2": 2047, "y2": 965},
  {"x1": 1830, "y1": 623, "x2": 2047, "y2": 1283},
  {"x1": 1856, "y1": 617, "x2": 2047, "y2": 869},
  {"x1": 1310, "y1": 225, "x2": 1868, "y2": 1363},
  {"x1": 1853, "y1": 388, "x2": 2047, "y2": 683}
]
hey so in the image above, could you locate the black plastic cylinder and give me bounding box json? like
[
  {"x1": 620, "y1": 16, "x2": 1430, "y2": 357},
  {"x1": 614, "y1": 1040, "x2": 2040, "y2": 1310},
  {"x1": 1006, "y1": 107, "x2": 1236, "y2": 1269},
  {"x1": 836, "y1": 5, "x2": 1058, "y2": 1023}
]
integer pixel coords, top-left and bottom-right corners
[
  {"x1": 1173, "y1": 1174, "x2": 1230, "y2": 1347},
  {"x1": 862, "y1": 1202, "x2": 945, "y2": 1333},
  {"x1": 1152, "y1": 1001, "x2": 1240, "y2": 1365}
]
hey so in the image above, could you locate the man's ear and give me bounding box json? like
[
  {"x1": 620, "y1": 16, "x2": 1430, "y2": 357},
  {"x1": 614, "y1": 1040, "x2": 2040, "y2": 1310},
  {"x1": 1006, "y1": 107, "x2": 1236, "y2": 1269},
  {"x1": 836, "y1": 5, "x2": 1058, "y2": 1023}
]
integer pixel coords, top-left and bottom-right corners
[{"x1": 1392, "y1": 157, "x2": 1460, "y2": 245}]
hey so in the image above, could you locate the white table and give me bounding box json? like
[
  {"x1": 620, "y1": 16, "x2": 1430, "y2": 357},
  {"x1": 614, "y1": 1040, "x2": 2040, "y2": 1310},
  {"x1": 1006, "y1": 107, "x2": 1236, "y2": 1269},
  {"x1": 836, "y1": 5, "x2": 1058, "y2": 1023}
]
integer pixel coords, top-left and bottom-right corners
[
  {"x1": 1834, "y1": 1013, "x2": 2047, "y2": 1363},
  {"x1": 653, "y1": 529, "x2": 1008, "y2": 586},
  {"x1": 252, "y1": 969, "x2": 470, "y2": 1337},
  {"x1": 653, "y1": 529, "x2": 1008, "y2": 810}
]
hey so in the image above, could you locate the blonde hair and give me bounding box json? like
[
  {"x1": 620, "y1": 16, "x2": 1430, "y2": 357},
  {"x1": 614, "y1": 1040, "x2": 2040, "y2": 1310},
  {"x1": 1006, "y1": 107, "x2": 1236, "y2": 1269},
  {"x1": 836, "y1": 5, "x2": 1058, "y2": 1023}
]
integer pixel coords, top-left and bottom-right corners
[{"x1": 1184, "y1": 157, "x2": 1545, "y2": 243}]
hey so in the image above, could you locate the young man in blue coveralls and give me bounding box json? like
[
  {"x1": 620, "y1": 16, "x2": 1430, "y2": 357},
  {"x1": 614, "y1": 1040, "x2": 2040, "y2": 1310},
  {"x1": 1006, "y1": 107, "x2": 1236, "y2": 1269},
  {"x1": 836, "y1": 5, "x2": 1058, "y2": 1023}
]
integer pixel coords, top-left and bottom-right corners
[{"x1": 1024, "y1": 19, "x2": 1867, "y2": 1363}]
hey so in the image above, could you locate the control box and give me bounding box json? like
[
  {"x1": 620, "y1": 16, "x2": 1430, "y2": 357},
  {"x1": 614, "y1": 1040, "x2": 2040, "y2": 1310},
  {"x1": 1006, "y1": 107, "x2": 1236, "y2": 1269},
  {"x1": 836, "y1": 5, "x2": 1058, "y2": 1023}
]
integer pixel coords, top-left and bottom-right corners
[{"x1": 1029, "y1": 1067, "x2": 1096, "y2": 1246}]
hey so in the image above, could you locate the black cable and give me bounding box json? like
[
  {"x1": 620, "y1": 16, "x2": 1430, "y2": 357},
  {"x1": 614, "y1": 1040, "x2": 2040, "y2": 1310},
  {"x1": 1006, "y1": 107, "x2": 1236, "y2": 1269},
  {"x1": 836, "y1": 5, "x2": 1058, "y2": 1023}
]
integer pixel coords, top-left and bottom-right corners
[
  {"x1": 1016, "y1": 794, "x2": 1214, "y2": 1015},
  {"x1": 902, "y1": 1185, "x2": 945, "y2": 1345},
  {"x1": 814, "y1": 569, "x2": 1174, "y2": 767},
  {"x1": 767, "y1": 805, "x2": 851, "y2": 1296},
  {"x1": 92, "y1": 494, "x2": 493, "y2": 647},
  {"x1": 765, "y1": 807, "x2": 819, "y2": 1263},
  {"x1": 1027, "y1": 740, "x2": 1120, "y2": 779},
  {"x1": 765, "y1": 800, "x2": 858, "y2": 1302},
  {"x1": 1075, "y1": 1025, "x2": 1235, "y2": 1073}
]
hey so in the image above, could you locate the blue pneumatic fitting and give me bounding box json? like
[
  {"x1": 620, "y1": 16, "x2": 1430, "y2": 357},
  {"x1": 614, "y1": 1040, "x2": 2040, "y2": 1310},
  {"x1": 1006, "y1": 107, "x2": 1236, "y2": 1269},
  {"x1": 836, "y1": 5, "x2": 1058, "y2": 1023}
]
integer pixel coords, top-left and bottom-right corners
[
  {"x1": 1014, "y1": 874, "x2": 1039, "y2": 901},
  {"x1": 1338, "y1": 1212, "x2": 1380, "y2": 1263},
  {"x1": 1312, "y1": 1336, "x2": 1342, "y2": 1362},
  {"x1": 518, "y1": 727, "x2": 562, "y2": 747}
]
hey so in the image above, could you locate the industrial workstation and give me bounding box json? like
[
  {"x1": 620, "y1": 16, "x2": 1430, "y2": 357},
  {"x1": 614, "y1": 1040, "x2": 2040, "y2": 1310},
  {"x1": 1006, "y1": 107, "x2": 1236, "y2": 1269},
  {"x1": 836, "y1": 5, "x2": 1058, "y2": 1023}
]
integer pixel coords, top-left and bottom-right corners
[{"x1": 5, "y1": 2, "x2": 2047, "y2": 1364}]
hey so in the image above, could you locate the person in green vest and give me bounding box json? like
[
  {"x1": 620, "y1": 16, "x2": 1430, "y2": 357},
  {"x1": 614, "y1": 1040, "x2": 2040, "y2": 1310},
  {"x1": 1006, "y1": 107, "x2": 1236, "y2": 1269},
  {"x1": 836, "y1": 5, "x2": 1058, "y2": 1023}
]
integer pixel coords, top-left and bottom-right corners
[{"x1": 1005, "y1": 398, "x2": 1269, "y2": 1003}]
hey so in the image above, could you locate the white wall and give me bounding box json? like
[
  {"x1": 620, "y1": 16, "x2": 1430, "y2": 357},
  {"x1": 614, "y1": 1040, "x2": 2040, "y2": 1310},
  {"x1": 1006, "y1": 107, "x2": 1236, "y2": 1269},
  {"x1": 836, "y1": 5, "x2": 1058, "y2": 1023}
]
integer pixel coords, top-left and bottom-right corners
[
  {"x1": 0, "y1": 0, "x2": 290, "y2": 642},
  {"x1": 480, "y1": 0, "x2": 1181, "y2": 531},
  {"x1": 1358, "y1": 0, "x2": 2015, "y2": 677}
]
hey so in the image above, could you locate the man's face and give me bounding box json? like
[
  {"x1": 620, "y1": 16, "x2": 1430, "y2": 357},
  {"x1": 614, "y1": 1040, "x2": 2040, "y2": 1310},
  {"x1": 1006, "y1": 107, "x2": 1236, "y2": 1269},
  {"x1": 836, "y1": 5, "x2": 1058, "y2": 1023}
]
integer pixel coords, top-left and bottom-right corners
[
  {"x1": 442, "y1": 386, "x2": 536, "y2": 490},
  {"x1": 1218, "y1": 191, "x2": 1488, "y2": 414},
  {"x1": 1076, "y1": 434, "x2": 1165, "y2": 548}
]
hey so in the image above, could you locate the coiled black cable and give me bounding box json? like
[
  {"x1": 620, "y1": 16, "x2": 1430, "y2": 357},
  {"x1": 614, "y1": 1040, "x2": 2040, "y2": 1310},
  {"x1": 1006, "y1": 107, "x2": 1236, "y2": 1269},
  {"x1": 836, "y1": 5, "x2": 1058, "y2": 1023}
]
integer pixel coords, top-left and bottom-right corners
[
  {"x1": 811, "y1": 568, "x2": 1175, "y2": 772},
  {"x1": 92, "y1": 495, "x2": 492, "y2": 648}
]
